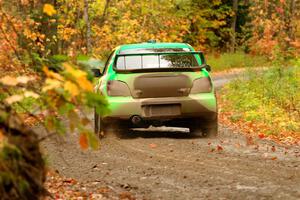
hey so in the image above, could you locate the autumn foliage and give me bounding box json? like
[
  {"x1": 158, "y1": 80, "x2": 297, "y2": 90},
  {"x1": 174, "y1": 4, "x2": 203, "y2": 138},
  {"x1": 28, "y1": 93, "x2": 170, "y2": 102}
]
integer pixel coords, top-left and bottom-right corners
[
  {"x1": 0, "y1": 0, "x2": 300, "y2": 199},
  {"x1": 249, "y1": 0, "x2": 300, "y2": 58}
]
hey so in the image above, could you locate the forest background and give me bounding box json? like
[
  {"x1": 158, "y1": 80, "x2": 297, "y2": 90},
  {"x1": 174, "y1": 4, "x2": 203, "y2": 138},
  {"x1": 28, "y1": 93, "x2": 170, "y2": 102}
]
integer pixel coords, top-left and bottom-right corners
[{"x1": 0, "y1": 0, "x2": 299, "y2": 199}]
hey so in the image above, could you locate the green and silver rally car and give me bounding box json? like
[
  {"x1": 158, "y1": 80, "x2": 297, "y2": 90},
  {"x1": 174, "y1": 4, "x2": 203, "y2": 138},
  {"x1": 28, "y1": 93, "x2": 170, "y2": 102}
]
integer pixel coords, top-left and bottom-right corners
[{"x1": 93, "y1": 42, "x2": 218, "y2": 137}]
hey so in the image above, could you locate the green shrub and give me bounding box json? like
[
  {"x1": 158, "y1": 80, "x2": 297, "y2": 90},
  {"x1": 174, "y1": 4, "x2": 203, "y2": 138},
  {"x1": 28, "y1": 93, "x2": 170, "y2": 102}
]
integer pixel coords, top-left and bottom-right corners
[
  {"x1": 207, "y1": 52, "x2": 270, "y2": 71},
  {"x1": 222, "y1": 64, "x2": 300, "y2": 135}
]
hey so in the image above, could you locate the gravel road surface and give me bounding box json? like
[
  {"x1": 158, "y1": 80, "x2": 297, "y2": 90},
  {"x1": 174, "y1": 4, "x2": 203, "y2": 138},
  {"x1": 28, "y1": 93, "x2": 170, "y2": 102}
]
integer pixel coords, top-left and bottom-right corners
[{"x1": 40, "y1": 74, "x2": 300, "y2": 200}]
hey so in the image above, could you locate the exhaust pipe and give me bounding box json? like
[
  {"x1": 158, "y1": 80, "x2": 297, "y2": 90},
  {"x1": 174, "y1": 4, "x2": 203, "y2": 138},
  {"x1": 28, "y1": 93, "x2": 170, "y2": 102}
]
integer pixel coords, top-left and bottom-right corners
[{"x1": 131, "y1": 115, "x2": 143, "y2": 125}]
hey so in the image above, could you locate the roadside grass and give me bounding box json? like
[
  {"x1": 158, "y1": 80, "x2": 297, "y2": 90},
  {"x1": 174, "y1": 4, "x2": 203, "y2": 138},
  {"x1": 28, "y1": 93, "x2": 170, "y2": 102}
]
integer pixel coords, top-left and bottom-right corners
[
  {"x1": 220, "y1": 63, "x2": 300, "y2": 142},
  {"x1": 207, "y1": 52, "x2": 270, "y2": 72}
]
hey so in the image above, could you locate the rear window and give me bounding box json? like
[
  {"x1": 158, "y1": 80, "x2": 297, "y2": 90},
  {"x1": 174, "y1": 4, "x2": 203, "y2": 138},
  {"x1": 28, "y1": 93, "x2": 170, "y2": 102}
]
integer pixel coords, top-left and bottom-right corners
[
  {"x1": 116, "y1": 48, "x2": 204, "y2": 70},
  {"x1": 116, "y1": 54, "x2": 200, "y2": 70}
]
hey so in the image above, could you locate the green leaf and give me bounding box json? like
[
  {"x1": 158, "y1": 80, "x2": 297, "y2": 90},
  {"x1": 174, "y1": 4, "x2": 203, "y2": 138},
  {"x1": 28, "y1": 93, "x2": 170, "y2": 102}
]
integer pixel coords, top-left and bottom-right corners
[
  {"x1": 50, "y1": 54, "x2": 69, "y2": 63},
  {"x1": 58, "y1": 103, "x2": 74, "y2": 115},
  {"x1": 85, "y1": 92, "x2": 110, "y2": 116},
  {"x1": 87, "y1": 130, "x2": 99, "y2": 150}
]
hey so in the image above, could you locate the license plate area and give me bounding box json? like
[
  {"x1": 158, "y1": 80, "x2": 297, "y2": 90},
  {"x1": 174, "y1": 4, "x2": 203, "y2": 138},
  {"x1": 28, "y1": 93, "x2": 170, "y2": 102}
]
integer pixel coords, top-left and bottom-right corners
[{"x1": 142, "y1": 104, "x2": 181, "y2": 117}]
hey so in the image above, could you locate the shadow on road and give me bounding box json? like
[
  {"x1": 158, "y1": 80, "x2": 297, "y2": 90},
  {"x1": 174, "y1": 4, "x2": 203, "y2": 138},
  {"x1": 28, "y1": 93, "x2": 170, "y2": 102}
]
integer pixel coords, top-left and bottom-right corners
[{"x1": 108, "y1": 127, "x2": 205, "y2": 140}]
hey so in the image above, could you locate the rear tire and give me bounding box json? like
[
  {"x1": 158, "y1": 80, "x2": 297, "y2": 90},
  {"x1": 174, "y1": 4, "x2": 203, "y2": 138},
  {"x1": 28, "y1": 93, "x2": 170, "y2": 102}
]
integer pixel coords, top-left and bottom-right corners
[
  {"x1": 189, "y1": 117, "x2": 218, "y2": 138},
  {"x1": 188, "y1": 119, "x2": 202, "y2": 137},
  {"x1": 201, "y1": 118, "x2": 218, "y2": 138},
  {"x1": 114, "y1": 121, "x2": 131, "y2": 138}
]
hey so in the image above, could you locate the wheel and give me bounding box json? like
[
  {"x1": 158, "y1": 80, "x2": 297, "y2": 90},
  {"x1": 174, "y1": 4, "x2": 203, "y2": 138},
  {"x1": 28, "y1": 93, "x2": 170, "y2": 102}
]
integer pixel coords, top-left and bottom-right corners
[
  {"x1": 201, "y1": 118, "x2": 218, "y2": 138},
  {"x1": 189, "y1": 117, "x2": 218, "y2": 138},
  {"x1": 94, "y1": 110, "x2": 106, "y2": 138},
  {"x1": 113, "y1": 120, "x2": 132, "y2": 138},
  {"x1": 188, "y1": 118, "x2": 202, "y2": 137}
]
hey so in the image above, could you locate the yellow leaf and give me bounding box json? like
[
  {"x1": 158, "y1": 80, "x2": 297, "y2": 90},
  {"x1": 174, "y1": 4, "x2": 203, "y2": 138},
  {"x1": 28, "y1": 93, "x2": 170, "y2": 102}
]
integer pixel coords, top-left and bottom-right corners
[
  {"x1": 63, "y1": 63, "x2": 93, "y2": 91},
  {"x1": 42, "y1": 78, "x2": 62, "y2": 92},
  {"x1": 64, "y1": 63, "x2": 87, "y2": 78},
  {"x1": 43, "y1": 66, "x2": 64, "y2": 81},
  {"x1": 0, "y1": 76, "x2": 18, "y2": 86},
  {"x1": 43, "y1": 4, "x2": 56, "y2": 16},
  {"x1": 5, "y1": 95, "x2": 24, "y2": 104},
  {"x1": 64, "y1": 81, "x2": 79, "y2": 97},
  {"x1": 77, "y1": 77, "x2": 93, "y2": 92}
]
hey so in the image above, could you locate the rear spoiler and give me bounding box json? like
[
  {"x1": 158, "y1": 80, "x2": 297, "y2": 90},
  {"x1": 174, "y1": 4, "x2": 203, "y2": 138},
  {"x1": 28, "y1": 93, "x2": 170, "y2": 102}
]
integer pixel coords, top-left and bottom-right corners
[{"x1": 113, "y1": 51, "x2": 209, "y2": 73}]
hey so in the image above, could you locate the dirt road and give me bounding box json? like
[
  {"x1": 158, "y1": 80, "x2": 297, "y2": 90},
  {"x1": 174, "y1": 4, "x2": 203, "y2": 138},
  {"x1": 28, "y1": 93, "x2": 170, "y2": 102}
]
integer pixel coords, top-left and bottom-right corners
[{"x1": 40, "y1": 74, "x2": 300, "y2": 200}]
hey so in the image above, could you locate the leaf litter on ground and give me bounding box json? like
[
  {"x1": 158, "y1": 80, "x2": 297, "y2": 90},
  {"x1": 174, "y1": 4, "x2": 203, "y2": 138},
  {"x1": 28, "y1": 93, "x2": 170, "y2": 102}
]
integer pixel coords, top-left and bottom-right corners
[{"x1": 44, "y1": 170, "x2": 136, "y2": 200}]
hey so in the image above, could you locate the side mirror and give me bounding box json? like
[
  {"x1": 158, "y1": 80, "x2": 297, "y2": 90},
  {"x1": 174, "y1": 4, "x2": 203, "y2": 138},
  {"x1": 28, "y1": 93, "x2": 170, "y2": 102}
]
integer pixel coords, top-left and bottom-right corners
[
  {"x1": 91, "y1": 68, "x2": 102, "y2": 77},
  {"x1": 205, "y1": 64, "x2": 211, "y2": 72}
]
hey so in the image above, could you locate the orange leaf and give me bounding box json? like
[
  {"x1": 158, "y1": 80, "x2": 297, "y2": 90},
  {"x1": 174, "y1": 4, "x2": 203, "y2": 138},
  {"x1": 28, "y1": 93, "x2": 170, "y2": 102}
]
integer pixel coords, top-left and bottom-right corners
[
  {"x1": 0, "y1": 130, "x2": 5, "y2": 146},
  {"x1": 235, "y1": 142, "x2": 242, "y2": 148},
  {"x1": 79, "y1": 133, "x2": 88, "y2": 150},
  {"x1": 246, "y1": 136, "x2": 255, "y2": 146},
  {"x1": 63, "y1": 178, "x2": 77, "y2": 184},
  {"x1": 217, "y1": 145, "x2": 223, "y2": 151},
  {"x1": 271, "y1": 157, "x2": 277, "y2": 160},
  {"x1": 271, "y1": 146, "x2": 276, "y2": 152},
  {"x1": 258, "y1": 133, "x2": 265, "y2": 139},
  {"x1": 149, "y1": 143, "x2": 157, "y2": 148}
]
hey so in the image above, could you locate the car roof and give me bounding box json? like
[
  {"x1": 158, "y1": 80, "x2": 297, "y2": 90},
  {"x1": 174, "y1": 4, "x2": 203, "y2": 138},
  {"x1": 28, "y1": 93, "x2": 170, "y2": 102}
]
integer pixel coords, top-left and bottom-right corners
[{"x1": 117, "y1": 42, "x2": 193, "y2": 52}]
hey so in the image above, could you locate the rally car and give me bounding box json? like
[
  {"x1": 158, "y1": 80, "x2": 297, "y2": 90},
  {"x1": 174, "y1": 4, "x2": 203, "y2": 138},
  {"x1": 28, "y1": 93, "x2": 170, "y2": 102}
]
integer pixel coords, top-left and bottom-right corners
[{"x1": 93, "y1": 41, "x2": 218, "y2": 137}]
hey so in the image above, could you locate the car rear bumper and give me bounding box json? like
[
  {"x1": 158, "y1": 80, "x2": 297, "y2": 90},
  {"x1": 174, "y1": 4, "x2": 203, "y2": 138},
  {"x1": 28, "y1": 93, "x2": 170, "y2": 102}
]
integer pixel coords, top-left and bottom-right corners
[{"x1": 103, "y1": 93, "x2": 217, "y2": 120}]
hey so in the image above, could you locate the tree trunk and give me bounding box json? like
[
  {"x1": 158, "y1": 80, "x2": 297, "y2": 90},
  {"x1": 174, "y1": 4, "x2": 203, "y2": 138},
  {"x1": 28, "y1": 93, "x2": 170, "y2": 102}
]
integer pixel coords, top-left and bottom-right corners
[
  {"x1": 0, "y1": 107, "x2": 46, "y2": 200},
  {"x1": 231, "y1": 0, "x2": 238, "y2": 52},
  {"x1": 84, "y1": 0, "x2": 92, "y2": 54},
  {"x1": 100, "y1": 0, "x2": 111, "y2": 26},
  {"x1": 287, "y1": 0, "x2": 296, "y2": 40}
]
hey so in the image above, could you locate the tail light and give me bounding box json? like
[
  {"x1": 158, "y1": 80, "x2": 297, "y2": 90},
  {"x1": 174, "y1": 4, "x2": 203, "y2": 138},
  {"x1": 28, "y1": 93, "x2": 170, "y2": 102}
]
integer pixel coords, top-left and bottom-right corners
[
  {"x1": 190, "y1": 77, "x2": 212, "y2": 94},
  {"x1": 107, "y1": 80, "x2": 131, "y2": 96}
]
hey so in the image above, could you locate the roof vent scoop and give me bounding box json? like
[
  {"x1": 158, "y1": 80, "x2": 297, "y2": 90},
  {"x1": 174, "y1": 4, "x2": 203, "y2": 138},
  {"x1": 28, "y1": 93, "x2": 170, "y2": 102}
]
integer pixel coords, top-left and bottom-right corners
[{"x1": 147, "y1": 39, "x2": 156, "y2": 43}]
